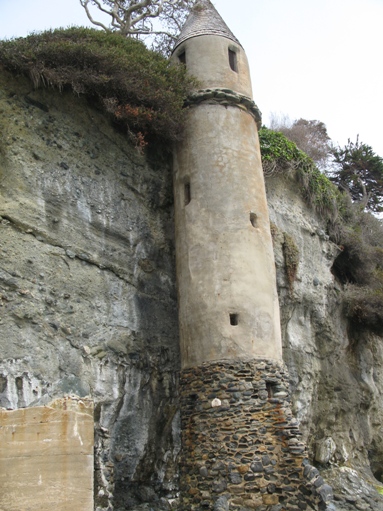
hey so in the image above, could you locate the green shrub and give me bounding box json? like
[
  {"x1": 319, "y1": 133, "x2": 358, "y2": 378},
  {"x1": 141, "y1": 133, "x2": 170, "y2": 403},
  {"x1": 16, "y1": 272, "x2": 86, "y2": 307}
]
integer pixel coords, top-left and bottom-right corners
[
  {"x1": 0, "y1": 27, "x2": 197, "y2": 145},
  {"x1": 259, "y1": 127, "x2": 340, "y2": 221},
  {"x1": 296, "y1": 164, "x2": 340, "y2": 219},
  {"x1": 258, "y1": 128, "x2": 304, "y2": 170}
]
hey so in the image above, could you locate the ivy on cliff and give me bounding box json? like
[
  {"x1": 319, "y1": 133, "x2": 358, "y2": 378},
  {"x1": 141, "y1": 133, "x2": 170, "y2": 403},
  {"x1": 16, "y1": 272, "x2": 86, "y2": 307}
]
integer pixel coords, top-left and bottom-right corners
[{"x1": 0, "y1": 27, "x2": 197, "y2": 145}]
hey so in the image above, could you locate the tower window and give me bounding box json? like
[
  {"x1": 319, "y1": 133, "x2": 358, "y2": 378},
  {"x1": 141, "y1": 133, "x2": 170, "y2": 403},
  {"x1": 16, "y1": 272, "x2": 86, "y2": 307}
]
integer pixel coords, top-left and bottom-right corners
[
  {"x1": 250, "y1": 212, "x2": 257, "y2": 228},
  {"x1": 184, "y1": 183, "x2": 191, "y2": 205},
  {"x1": 228, "y1": 49, "x2": 238, "y2": 72},
  {"x1": 178, "y1": 51, "x2": 186, "y2": 65},
  {"x1": 266, "y1": 382, "x2": 275, "y2": 398},
  {"x1": 230, "y1": 313, "x2": 239, "y2": 326}
]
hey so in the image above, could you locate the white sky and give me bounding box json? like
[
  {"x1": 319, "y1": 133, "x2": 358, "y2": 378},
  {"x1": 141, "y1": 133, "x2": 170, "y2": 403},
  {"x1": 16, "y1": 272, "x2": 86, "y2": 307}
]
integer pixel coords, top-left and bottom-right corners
[{"x1": 0, "y1": 0, "x2": 382, "y2": 155}]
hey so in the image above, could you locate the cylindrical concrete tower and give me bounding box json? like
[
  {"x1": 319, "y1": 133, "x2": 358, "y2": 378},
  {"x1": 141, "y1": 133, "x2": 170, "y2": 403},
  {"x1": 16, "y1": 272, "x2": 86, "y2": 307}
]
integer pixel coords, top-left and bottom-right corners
[
  {"x1": 172, "y1": 0, "x2": 282, "y2": 369},
  {"x1": 171, "y1": 2, "x2": 332, "y2": 510}
]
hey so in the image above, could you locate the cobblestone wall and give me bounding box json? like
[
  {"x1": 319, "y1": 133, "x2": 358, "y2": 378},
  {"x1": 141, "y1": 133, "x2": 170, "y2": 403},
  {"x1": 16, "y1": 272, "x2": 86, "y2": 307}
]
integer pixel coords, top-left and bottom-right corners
[{"x1": 179, "y1": 360, "x2": 333, "y2": 511}]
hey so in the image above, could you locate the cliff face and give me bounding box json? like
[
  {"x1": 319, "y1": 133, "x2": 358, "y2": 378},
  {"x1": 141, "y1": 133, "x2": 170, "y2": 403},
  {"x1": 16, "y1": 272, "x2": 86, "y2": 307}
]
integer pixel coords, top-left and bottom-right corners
[
  {"x1": 1, "y1": 68, "x2": 383, "y2": 511},
  {"x1": 266, "y1": 175, "x2": 383, "y2": 510},
  {"x1": 0, "y1": 69, "x2": 180, "y2": 510}
]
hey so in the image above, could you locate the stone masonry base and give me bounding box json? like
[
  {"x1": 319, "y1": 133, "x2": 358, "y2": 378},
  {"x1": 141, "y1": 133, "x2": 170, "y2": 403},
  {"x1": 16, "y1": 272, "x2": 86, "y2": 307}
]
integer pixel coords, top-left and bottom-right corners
[{"x1": 179, "y1": 360, "x2": 333, "y2": 511}]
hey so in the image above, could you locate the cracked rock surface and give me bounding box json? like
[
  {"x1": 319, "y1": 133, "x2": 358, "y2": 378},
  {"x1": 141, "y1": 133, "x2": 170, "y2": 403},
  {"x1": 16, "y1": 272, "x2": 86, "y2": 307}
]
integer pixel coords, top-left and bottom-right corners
[{"x1": 0, "y1": 69, "x2": 180, "y2": 511}]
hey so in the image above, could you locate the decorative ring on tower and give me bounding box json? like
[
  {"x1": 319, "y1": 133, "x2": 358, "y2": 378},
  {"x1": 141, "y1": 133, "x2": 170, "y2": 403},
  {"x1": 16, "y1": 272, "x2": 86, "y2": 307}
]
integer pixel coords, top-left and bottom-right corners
[{"x1": 183, "y1": 88, "x2": 262, "y2": 129}]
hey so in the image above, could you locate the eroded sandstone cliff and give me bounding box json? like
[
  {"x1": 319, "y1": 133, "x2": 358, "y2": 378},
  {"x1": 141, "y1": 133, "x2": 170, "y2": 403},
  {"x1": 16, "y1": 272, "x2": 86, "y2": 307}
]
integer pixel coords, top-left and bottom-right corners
[
  {"x1": 267, "y1": 175, "x2": 383, "y2": 510},
  {"x1": 0, "y1": 69, "x2": 180, "y2": 510},
  {"x1": 1, "y1": 68, "x2": 383, "y2": 510}
]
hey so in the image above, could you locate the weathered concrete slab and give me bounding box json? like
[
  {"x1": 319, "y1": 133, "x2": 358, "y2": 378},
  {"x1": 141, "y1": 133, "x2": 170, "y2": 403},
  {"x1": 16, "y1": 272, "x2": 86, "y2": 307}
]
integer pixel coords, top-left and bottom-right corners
[{"x1": 0, "y1": 397, "x2": 93, "y2": 511}]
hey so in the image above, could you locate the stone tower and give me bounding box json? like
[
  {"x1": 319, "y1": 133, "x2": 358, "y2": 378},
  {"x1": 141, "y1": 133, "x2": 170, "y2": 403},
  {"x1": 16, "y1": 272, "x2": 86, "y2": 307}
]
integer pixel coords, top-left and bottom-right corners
[
  {"x1": 172, "y1": 0, "x2": 282, "y2": 371},
  {"x1": 171, "y1": 1, "x2": 333, "y2": 510}
]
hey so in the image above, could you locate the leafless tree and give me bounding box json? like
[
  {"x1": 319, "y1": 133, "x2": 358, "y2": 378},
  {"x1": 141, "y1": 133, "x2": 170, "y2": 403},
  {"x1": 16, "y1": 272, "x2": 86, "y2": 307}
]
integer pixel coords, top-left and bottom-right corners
[
  {"x1": 79, "y1": 0, "x2": 194, "y2": 53},
  {"x1": 269, "y1": 113, "x2": 332, "y2": 170}
]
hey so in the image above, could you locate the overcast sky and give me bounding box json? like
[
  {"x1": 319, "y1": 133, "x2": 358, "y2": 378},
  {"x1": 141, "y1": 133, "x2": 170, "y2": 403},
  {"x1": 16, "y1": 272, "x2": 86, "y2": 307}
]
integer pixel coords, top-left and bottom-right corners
[{"x1": 1, "y1": 0, "x2": 382, "y2": 156}]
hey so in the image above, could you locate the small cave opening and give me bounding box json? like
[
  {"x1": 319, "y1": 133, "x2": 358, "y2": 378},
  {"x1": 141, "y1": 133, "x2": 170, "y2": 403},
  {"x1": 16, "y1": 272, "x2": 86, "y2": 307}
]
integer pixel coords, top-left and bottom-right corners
[
  {"x1": 368, "y1": 444, "x2": 383, "y2": 483},
  {"x1": 230, "y1": 313, "x2": 239, "y2": 326},
  {"x1": 15, "y1": 376, "x2": 23, "y2": 391},
  {"x1": 331, "y1": 246, "x2": 358, "y2": 285}
]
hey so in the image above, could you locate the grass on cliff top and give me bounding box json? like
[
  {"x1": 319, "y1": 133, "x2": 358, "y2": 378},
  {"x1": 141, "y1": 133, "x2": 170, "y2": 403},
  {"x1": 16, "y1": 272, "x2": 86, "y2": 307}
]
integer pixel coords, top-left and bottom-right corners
[
  {"x1": 259, "y1": 127, "x2": 340, "y2": 222},
  {"x1": 0, "y1": 27, "x2": 197, "y2": 145},
  {"x1": 259, "y1": 126, "x2": 383, "y2": 334}
]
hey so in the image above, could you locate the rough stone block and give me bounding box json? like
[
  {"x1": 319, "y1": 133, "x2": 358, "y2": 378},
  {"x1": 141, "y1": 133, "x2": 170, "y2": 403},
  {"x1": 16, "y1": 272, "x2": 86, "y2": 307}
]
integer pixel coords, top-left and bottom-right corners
[
  {"x1": 0, "y1": 397, "x2": 93, "y2": 511},
  {"x1": 262, "y1": 493, "x2": 280, "y2": 505}
]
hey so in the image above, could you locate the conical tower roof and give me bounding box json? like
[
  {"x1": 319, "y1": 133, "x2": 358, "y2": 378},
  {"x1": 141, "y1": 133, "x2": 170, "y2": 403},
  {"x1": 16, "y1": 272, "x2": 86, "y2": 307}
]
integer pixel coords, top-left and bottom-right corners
[{"x1": 172, "y1": 0, "x2": 242, "y2": 52}]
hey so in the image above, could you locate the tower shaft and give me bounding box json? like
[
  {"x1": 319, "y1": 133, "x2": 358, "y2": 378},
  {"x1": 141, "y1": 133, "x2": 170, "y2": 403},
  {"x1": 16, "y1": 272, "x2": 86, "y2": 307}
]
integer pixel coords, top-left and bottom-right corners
[
  {"x1": 174, "y1": 102, "x2": 282, "y2": 369},
  {"x1": 171, "y1": 2, "x2": 333, "y2": 509}
]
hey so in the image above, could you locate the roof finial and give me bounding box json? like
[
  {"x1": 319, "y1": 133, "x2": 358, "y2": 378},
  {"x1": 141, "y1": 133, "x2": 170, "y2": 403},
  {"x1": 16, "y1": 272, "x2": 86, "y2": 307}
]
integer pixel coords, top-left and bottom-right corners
[{"x1": 172, "y1": 0, "x2": 242, "y2": 52}]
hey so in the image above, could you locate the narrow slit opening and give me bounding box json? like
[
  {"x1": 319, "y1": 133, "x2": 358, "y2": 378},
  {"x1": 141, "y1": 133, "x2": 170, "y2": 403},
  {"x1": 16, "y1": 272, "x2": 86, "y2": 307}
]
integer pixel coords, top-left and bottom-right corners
[
  {"x1": 230, "y1": 313, "x2": 239, "y2": 326},
  {"x1": 184, "y1": 183, "x2": 191, "y2": 205},
  {"x1": 178, "y1": 51, "x2": 186, "y2": 65},
  {"x1": 266, "y1": 382, "x2": 277, "y2": 398},
  {"x1": 228, "y1": 49, "x2": 238, "y2": 72},
  {"x1": 250, "y1": 212, "x2": 257, "y2": 228}
]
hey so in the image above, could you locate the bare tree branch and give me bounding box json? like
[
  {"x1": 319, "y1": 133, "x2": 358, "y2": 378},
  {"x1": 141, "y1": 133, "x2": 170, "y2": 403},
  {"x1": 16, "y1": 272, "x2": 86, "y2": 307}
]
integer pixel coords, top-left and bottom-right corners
[
  {"x1": 80, "y1": 0, "x2": 113, "y2": 31},
  {"x1": 79, "y1": 0, "x2": 194, "y2": 53}
]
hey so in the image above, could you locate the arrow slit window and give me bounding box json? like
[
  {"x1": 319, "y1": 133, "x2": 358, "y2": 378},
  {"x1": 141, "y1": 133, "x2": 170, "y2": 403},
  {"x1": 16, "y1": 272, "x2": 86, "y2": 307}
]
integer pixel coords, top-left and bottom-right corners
[
  {"x1": 184, "y1": 182, "x2": 191, "y2": 205},
  {"x1": 178, "y1": 51, "x2": 186, "y2": 65},
  {"x1": 228, "y1": 48, "x2": 238, "y2": 72}
]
